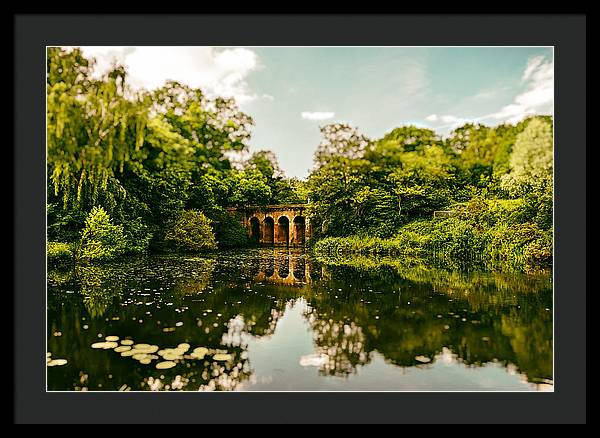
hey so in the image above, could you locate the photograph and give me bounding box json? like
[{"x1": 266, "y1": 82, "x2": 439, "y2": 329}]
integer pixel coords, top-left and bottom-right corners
[{"x1": 45, "y1": 45, "x2": 555, "y2": 392}]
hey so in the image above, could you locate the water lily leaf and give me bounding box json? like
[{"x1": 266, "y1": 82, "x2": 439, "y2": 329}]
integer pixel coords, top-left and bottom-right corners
[
  {"x1": 156, "y1": 361, "x2": 176, "y2": 370},
  {"x1": 213, "y1": 354, "x2": 232, "y2": 361}
]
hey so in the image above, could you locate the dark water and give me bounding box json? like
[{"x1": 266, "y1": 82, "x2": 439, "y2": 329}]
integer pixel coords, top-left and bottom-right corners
[{"x1": 47, "y1": 248, "x2": 553, "y2": 391}]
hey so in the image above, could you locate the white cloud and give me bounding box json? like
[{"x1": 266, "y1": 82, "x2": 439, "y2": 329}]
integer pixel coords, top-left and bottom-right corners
[
  {"x1": 440, "y1": 115, "x2": 466, "y2": 124},
  {"x1": 488, "y1": 55, "x2": 554, "y2": 124},
  {"x1": 75, "y1": 46, "x2": 262, "y2": 104},
  {"x1": 522, "y1": 55, "x2": 545, "y2": 81},
  {"x1": 424, "y1": 114, "x2": 467, "y2": 129},
  {"x1": 429, "y1": 55, "x2": 554, "y2": 131},
  {"x1": 301, "y1": 111, "x2": 335, "y2": 121}
]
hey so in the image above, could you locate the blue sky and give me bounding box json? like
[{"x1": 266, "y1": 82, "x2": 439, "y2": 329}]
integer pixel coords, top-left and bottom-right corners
[{"x1": 77, "y1": 46, "x2": 554, "y2": 179}]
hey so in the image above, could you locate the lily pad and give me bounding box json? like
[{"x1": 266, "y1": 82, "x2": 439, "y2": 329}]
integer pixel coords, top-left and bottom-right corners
[
  {"x1": 134, "y1": 343, "x2": 152, "y2": 349},
  {"x1": 156, "y1": 361, "x2": 176, "y2": 370},
  {"x1": 415, "y1": 355, "x2": 431, "y2": 363},
  {"x1": 162, "y1": 353, "x2": 183, "y2": 361},
  {"x1": 47, "y1": 359, "x2": 68, "y2": 367},
  {"x1": 132, "y1": 344, "x2": 159, "y2": 353},
  {"x1": 132, "y1": 353, "x2": 151, "y2": 360},
  {"x1": 114, "y1": 346, "x2": 132, "y2": 353},
  {"x1": 213, "y1": 354, "x2": 232, "y2": 362},
  {"x1": 91, "y1": 341, "x2": 119, "y2": 349},
  {"x1": 120, "y1": 340, "x2": 134, "y2": 346},
  {"x1": 105, "y1": 335, "x2": 119, "y2": 342}
]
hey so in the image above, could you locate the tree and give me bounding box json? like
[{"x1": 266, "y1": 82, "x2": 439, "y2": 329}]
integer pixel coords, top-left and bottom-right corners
[
  {"x1": 390, "y1": 145, "x2": 456, "y2": 218},
  {"x1": 164, "y1": 210, "x2": 218, "y2": 251},
  {"x1": 308, "y1": 124, "x2": 373, "y2": 237},
  {"x1": 501, "y1": 117, "x2": 553, "y2": 197},
  {"x1": 76, "y1": 206, "x2": 127, "y2": 262}
]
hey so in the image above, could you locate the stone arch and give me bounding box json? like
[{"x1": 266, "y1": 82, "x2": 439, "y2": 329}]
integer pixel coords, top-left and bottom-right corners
[
  {"x1": 276, "y1": 216, "x2": 290, "y2": 245},
  {"x1": 292, "y1": 215, "x2": 306, "y2": 245},
  {"x1": 249, "y1": 217, "x2": 260, "y2": 243},
  {"x1": 263, "y1": 217, "x2": 274, "y2": 244}
]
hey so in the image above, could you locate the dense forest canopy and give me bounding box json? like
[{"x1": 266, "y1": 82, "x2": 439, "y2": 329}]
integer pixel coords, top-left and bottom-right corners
[
  {"x1": 47, "y1": 47, "x2": 305, "y2": 254},
  {"x1": 47, "y1": 47, "x2": 553, "y2": 272}
]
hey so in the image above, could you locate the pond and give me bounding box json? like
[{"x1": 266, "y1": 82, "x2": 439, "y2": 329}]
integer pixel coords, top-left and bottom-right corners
[{"x1": 47, "y1": 247, "x2": 553, "y2": 391}]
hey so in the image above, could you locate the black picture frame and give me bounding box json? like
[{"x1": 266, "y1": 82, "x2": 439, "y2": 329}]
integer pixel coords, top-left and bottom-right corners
[{"x1": 14, "y1": 14, "x2": 586, "y2": 424}]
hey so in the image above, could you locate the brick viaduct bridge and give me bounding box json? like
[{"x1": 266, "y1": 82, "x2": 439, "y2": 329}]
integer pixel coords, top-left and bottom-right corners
[{"x1": 227, "y1": 204, "x2": 312, "y2": 246}]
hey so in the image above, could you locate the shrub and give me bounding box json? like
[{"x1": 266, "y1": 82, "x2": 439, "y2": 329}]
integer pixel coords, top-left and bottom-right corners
[
  {"x1": 47, "y1": 241, "x2": 73, "y2": 264},
  {"x1": 313, "y1": 214, "x2": 552, "y2": 273},
  {"x1": 210, "y1": 210, "x2": 250, "y2": 248},
  {"x1": 164, "y1": 209, "x2": 218, "y2": 252},
  {"x1": 77, "y1": 206, "x2": 127, "y2": 262}
]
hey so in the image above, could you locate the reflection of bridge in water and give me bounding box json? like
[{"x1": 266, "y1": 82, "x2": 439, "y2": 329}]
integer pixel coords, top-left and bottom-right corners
[
  {"x1": 227, "y1": 205, "x2": 312, "y2": 246},
  {"x1": 250, "y1": 249, "x2": 315, "y2": 286}
]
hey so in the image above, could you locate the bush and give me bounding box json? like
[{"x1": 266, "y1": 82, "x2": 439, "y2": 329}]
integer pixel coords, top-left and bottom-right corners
[
  {"x1": 164, "y1": 209, "x2": 218, "y2": 252},
  {"x1": 313, "y1": 213, "x2": 552, "y2": 273},
  {"x1": 77, "y1": 206, "x2": 127, "y2": 262},
  {"x1": 47, "y1": 241, "x2": 73, "y2": 264},
  {"x1": 484, "y1": 222, "x2": 552, "y2": 272},
  {"x1": 210, "y1": 210, "x2": 250, "y2": 248}
]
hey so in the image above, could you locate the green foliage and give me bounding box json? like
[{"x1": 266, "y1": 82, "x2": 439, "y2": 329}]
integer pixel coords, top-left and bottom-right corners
[
  {"x1": 313, "y1": 196, "x2": 553, "y2": 274},
  {"x1": 164, "y1": 210, "x2": 218, "y2": 252},
  {"x1": 47, "y1": 47, "x2": 553, "y2": 270},
  {"x1": 210, "y1": 210, "x2": 250, "y2": 248},
  {"x1": 47, "y1": 203, "x2": 87, "y2": 243},
  {"x1": 226, "y1": 169, "x2": 272, "y2": 206},
  {"x1": 47, "y1": 242, "x2": 74, "y2": 264},
  {"x1": 77, "y1": 206, "x2": 127, "y2": 262},
  {"x1": 308, "y1": 115, "x2": 553, "y2": 272},
  {"x1": 47, "y1": 48, "x2": 266, "y2": 252},
  {"x1": 501, "y1": 117, "x2": 553, "y2": 197}
]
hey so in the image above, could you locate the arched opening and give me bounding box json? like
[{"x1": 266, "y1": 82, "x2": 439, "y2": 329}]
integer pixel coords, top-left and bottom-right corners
[
  {"x1": 249, "y1": 217, "x2": 260, "y2": 243},
  {"x1": 262, "y1": 217, "x2": 274, "y2": 244},
  {"x1": 292, "y1": 216, "x2": 306, "y2": 245},
  {"x1": 276, "y1": 216, "x2": 290, "y2": 245}
]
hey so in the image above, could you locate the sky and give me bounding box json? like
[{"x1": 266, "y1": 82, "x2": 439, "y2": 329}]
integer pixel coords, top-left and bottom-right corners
[{"x1": 74, "y1": 46, "x2": 554, "y2": 179}]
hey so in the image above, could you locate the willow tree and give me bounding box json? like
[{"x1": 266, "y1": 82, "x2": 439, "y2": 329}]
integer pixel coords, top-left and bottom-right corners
[{"x1": 47, "y1": 48, "x2": 258, "y2": 250}]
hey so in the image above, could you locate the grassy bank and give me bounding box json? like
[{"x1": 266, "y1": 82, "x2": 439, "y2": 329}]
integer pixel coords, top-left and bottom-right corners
[{"x1": 313, "y1": 199, "x2": 552, "y2": 274}]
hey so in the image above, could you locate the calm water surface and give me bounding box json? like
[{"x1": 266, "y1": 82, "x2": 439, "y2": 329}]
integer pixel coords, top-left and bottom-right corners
[{"x1": 47, "y1": 248, "x2": 553, "y2": 391}]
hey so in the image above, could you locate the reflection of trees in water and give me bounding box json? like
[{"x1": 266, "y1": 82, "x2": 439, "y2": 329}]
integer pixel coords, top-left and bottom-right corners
[
  {"x1": 304, "y1": 258, "x2": 553, "y2": 381},
  {"x1": 171, "y1": 258, "x2": 215, "y2": 296},
  {"x1": 75, "y1": 264, "x2": 124, "y2": 319},
  {"x1": 47, "y1": 255, "x2": 260, "y2": 391},
  {"x1": 47, "y1": 250, "x2": 553, "y2": 389},
  {"x1": 305, "y1": 311, "x2": 370, "y2": 376}
]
